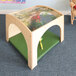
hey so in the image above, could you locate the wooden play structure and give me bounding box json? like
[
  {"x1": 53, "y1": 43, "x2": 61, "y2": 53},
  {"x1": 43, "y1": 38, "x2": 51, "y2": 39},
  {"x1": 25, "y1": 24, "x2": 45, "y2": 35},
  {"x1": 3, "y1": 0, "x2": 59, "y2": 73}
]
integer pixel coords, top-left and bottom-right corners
[
  {"x1": 70, "y1": 0, "x2": 76, "y2": 24},
  {"x1": 6, "y1": 5, "x2": 64, "y2": 70}
]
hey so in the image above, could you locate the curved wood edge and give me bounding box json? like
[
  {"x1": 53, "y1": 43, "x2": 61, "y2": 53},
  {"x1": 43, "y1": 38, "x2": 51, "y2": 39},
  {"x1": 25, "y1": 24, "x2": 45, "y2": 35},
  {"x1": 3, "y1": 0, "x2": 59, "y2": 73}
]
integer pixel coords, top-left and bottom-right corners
[
  {"x1": 30, "y1": 15, "x2": 64, "y2": 70},
  {"x1": 6, "y1": 14, "x2": 31, "y2": 33},
  {"x1": 6, "y1": 14, "x2": 38, "y2": 70},
  {"x1": 9, "y1": 5, "x2": 63, "y2": 16},
  {"x1": 9, "y1": 6, "x2": 36, "y2": 15},
  {"x1": 32, "y1": 15, "x2": 64, "y2": 44},
  {"x1": 32, "y1": 15, "x2": 64, "y2": 33},
  {"x1": 35, "y1": 5, "x2": 63, "y2": 15}
]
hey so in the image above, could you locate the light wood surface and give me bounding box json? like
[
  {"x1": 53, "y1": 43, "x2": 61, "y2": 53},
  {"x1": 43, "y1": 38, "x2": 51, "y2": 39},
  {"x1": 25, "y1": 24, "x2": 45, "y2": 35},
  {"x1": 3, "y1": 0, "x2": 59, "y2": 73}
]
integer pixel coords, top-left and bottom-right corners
[{"x1": 6, "y1": 5, "x2": 64, "y2": 70}]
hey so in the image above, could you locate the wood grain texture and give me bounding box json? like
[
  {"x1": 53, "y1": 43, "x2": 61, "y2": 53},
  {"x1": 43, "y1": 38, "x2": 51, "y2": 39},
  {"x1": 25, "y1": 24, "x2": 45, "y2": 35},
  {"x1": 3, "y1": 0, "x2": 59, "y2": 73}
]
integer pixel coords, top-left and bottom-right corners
[{"x1": 6, "y1": 5, "x2": 64, "y2": 70}]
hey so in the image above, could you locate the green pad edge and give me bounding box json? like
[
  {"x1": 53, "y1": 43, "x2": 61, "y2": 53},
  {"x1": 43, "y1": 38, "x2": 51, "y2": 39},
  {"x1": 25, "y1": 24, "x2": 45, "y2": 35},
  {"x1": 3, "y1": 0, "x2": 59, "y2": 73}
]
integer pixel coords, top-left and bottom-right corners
[{"x1": 9, "y1": 30, "x2": 60, "y2": 61}]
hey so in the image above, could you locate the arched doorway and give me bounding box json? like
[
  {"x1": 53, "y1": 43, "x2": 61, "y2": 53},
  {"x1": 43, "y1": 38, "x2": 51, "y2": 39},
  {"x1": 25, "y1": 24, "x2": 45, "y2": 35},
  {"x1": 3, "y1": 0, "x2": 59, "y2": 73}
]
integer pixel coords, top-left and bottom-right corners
[
  {"x1": 8, "y1": 24, "x2": 28, "y2": 60},
  {"x1": 37, "y1": 25, "x2": 60, "y2": 61}
]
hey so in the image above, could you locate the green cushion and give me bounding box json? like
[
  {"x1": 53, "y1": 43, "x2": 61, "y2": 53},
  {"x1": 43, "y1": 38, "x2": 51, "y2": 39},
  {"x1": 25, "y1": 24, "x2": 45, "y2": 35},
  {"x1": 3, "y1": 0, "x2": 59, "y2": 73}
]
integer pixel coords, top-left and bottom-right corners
[{"x1": 9, "y1": 30, "x2": 60, "y2": 61}]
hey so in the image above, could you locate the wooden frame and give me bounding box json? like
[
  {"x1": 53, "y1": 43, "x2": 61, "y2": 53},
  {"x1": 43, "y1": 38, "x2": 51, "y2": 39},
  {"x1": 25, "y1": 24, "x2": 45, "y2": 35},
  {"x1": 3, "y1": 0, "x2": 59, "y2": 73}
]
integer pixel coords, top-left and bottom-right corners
[{"x1": 6, "y1": 5, "x2": 64, "y2": 70}]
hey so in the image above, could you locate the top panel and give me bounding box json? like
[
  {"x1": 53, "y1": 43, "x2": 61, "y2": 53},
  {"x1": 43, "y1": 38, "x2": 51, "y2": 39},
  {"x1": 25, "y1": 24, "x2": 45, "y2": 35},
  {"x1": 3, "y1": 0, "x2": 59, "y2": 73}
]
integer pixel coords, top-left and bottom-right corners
[{"x1": 12, "y1": 6, "x2": 62, "y2": 31}]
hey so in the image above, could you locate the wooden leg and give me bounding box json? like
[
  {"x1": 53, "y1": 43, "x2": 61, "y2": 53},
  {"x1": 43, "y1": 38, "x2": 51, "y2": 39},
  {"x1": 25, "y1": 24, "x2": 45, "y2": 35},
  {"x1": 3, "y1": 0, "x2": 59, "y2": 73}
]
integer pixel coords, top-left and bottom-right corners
[
  {"x1": 60, "y1": 25, "x2": 64, "y2": 42},
  {"x1": 27, "y1": 36, "x2": 37, "y2": 70},
  {"x1": 60, "y1": 16, "x2": 64, "y2": 42},
  {"x1": 71, "y1": 12, "x2": 73, "y2": 25},
  {"x1": 6, "y1": 29, "x2": 9, "y2": 42},
  {"x1": 6, "y1": 20, "x2": 9, "y2": 42},
  {"x1": 71, "y1": 16, "x2": 73, "y2": 25}
]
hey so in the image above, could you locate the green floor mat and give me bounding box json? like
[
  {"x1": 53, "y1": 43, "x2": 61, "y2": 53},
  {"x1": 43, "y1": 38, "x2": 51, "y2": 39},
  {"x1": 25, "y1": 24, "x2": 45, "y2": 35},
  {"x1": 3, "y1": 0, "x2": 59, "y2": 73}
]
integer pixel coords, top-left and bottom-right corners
[{"x1": 9, "y1": 30, "x2": 60, "y2": 61}]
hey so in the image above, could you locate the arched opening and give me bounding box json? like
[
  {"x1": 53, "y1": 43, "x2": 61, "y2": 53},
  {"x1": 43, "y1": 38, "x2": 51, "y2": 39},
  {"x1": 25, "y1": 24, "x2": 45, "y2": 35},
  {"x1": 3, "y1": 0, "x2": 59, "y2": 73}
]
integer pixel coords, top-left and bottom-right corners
[
  {"x1": 37, "y1": 25, "x2": 60, "y2": 61},
  {"x1": 8, "y1": 24, "x2": 28, "y2": 61}
]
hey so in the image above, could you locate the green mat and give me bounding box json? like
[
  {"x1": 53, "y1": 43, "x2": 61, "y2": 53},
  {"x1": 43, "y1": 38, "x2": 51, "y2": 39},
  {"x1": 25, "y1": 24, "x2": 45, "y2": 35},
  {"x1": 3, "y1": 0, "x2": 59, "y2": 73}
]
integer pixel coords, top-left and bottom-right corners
[{"x1": 9, "y1": 30, "x2": 60, "y2": 61}]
